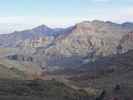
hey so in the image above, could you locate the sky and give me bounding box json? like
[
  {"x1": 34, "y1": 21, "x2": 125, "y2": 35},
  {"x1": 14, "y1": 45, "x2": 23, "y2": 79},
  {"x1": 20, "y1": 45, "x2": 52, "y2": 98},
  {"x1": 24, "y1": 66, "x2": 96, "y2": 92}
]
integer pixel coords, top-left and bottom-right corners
[{"x1": 0, "y1": 0, "x2": 133, "y2": 33}]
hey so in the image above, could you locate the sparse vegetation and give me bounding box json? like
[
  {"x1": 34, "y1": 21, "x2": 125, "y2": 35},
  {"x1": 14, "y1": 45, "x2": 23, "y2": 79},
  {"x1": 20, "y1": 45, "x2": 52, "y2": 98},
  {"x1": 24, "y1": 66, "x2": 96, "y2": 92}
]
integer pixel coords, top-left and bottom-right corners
[{"x1": 0, "y1": 79, "x2": 93, "y2": 100}]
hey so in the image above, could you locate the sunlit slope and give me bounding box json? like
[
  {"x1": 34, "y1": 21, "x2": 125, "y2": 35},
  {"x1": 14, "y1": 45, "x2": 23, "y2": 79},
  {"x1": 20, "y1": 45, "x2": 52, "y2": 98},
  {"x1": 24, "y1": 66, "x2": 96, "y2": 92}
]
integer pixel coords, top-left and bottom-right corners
[{"x1": 0, "y1": 58, "x2": 41, "y2": 79}]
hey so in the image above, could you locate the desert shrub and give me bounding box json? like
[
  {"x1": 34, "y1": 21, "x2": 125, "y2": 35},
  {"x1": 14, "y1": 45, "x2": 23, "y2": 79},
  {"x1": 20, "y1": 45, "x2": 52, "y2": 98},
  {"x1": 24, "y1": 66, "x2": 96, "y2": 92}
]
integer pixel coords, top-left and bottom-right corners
[
  {"x1": 114, "y1": 84, "x2": 121, "y2": 91},
  {"x1": 10, "y1": 54, "x2": 18, "y2": 60},
  {"x1": 27, "y1": 56, "x2": 33, "y2": 62},
  {"x1": 95, "y1": 90, "x2": 106, "y2": 100},
  {"x1": 31, "y1": 73, "x2": 42, "y2": 80}
]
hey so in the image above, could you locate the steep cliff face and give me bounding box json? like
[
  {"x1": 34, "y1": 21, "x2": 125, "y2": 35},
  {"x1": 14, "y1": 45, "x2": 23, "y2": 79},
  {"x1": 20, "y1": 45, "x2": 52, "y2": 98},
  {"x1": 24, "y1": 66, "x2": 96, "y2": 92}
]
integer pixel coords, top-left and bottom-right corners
[
  {"x1": 120, "y1": 32, "x2": 133, "y2": 52},
  {"x1": 42, "y1": 21, "x2": 133, "y2": 58}
]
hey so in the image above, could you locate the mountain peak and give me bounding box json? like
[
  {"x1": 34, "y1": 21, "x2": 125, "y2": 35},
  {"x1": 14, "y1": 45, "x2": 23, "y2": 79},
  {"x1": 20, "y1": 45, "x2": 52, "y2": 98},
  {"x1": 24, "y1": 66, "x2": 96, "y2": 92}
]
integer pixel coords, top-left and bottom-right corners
[
  {"x1": 33, "y1": 24, "x2": 52, "y2": 31},
  {"x1": 31, "y1": 24, "x2": 55, "y2": 36},
  {"x1": 92, "y1": 20, "x2": 105, "y2": 24}
]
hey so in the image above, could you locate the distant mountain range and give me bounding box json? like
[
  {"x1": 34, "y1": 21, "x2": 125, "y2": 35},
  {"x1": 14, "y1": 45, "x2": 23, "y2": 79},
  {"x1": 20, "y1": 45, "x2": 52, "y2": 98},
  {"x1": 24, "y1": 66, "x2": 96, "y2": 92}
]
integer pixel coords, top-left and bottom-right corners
[
  {"x1": 2, "y1": 20, "x2": 133, "y2": 70},
  {"x1": 0, "y1": 20, "x2": 133, "y2": 48},
  {"x1": 0, "y1": 24, "x2": 73, "y2": 47}
]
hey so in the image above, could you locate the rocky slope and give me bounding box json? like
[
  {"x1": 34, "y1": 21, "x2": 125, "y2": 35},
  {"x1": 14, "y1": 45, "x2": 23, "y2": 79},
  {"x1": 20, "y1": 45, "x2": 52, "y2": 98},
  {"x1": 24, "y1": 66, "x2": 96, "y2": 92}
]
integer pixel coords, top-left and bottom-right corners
[
  {"x1": 0, "y1": 25, "x2": 72, "y2": 47},
  {"x1": 0, "y1": 58, "x2": 42, "y2": 80},
  {"x1": 44, "y1": 20, "x2": 133, "y2": 56},
  {"x1": 32, "y1": 20, "x2": 133, "y2": 70}
]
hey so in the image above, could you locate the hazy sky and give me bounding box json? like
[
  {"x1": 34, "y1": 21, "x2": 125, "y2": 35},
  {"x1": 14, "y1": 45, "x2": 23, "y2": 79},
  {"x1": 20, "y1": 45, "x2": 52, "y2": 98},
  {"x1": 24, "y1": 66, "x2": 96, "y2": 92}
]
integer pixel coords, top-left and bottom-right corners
[{"x1": 0, "y1": 0, "x2": 133, "y2": 33}]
